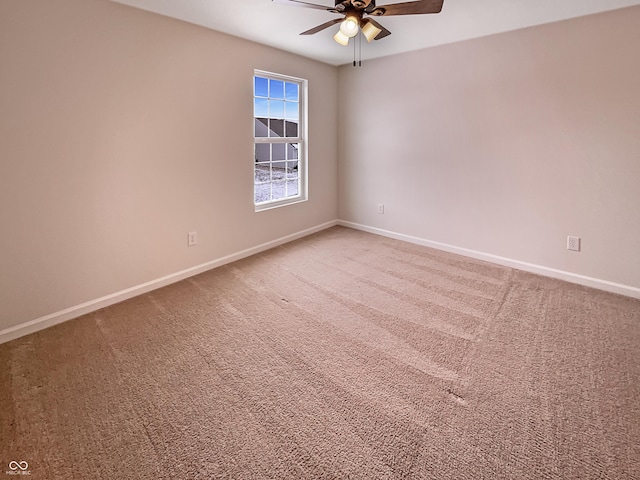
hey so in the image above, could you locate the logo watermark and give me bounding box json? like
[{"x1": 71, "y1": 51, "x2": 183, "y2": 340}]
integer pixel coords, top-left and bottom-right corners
[{"x1": 5, "y1": 461, "x2": 30, "y2": 476}]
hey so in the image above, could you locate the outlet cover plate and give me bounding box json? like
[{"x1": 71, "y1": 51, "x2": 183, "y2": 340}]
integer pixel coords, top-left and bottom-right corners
[
  {"x1": 188, "y1": 231, "x2": 197, "y2": 246},
  {"x1": 567, "y1": 236, "x2": 580, "y2": 252}
]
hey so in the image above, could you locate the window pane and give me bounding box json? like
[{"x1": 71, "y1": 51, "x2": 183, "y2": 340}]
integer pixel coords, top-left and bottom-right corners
[
  {"x1": 255, "y1": 182, "x2": 271, "y2": 204},
  {"x1": 270, "y1": 80, "x2": 284, "y2": 99},
  {"x1": 286, "y1": 180, "x2": 299, "y2": 197},
  {"x1": 254, "y1": 98, "x2": 268, "y2": 118},
  {"x1": 255, "y1": 164, "x2": 270, "y2": 183},
  {"x1": 255, "y1": 77, "x2": 268, "y2": 97},
  {"x1": 255, "y1": 118, "x2": 268, "y2": 137},
  {"x1": 285, "y1": 82, "x2": 299, "y2": 102},
  {"x1": 269, "y1": 119, "x2": 284, "y2": 138},
  {"x1": 272, "y1": 165, "x2": 286, "y2": 181},
  {"x1": 273, "y1": 162, "x2": 285, "y2": 173},
  {"x1": 288, "y1": 143, "x2": 299, "y2": 160},
  {"x1": 272, "y1": 181, "x2": 286, "y2": 200},
  {"x1": 255, "y1": 143, "x2": 270, "y2": 162},
  {"x1": 272, "y1": 143, "x2": 285, "y2": 161},
  {"x1": 285, "y1": 121, "x2": 298, "y2": 138},
  {"x1": 285, "y1": 102, "x2": 299, "y2": 121},
  {"x1": 286, "y1": 162, "x2": 298, "y2": 179},
  {"x1": 269, "y1": 100, "x2": 284, "y2": 119}
]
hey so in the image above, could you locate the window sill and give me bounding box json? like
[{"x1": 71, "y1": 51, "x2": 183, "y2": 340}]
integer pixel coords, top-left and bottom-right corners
[{"x1": 255, "y1": 196, "x2": 307, "y2": 212}]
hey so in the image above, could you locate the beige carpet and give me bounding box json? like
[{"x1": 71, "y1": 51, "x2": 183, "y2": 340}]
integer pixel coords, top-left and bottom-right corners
[{"x1": 2, "y1": 226, "x2": 639, "y2": 479}]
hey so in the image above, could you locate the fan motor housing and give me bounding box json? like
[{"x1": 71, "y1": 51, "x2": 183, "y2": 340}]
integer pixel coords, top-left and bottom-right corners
[{"x1": 339, "y1": 0, "x2": 373, "y2": 9}]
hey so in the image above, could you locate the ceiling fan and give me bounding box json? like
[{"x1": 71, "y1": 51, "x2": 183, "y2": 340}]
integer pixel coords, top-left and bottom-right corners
[{"x1": 272, "y1": 0, "x2": 444, "y2": 46}]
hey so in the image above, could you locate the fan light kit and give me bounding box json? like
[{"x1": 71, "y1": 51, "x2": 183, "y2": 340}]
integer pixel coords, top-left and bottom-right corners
[{"x1": 273, "y1": 0, "x2": 444, "y2": 49}]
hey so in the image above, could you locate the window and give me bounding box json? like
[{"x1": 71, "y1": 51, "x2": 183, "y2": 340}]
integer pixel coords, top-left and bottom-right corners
[{"x1": 254, "y1": 70, "x2": 307, "y2": 210}]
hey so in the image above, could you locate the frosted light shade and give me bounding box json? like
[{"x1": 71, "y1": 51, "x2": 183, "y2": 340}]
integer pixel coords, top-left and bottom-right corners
[
  {"x1": 362, "y1": 21, "x2": 382, "y2": 43},
  {"x1": 333, "y1": 30, "x2": 350, "y2": 46},
  {"x1": 339, "y1": 16, "x2": 359, "y2": 38}
]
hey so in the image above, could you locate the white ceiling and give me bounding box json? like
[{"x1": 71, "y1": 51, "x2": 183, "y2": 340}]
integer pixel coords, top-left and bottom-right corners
[{"x1": 112, "y1": 0, "x2": 640, "y2": 66}]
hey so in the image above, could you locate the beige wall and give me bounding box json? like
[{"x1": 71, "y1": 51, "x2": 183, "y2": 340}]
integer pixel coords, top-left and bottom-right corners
[
  {"x1": 0, "y1": 0, "x2": 338, "y2": 332},
  {"x1": 338, "y1": 7, "x2": 640, "y2": 291}
]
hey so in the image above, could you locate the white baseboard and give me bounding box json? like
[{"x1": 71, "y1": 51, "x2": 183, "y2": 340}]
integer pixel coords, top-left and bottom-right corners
[
  {"x1": 0, "y1": 220, "x2": 338, "y2": 345},
  {"x1": 338, "y1": 220, "x2": 640, "y2": 300}
]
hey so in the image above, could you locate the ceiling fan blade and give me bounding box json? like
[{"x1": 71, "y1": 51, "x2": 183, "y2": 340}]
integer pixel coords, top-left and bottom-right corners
[
  {"x1": 364, "y1": 18, "x2": 391, "y2": 40},
  {"x1": 373, "y1": 0, "x2": 443, "y2": 16},
  {"x1": 272, "y1": 0, "x2": 337, "y2": 12},
  {"x1": 300, "y1": 18, "x2": 343, "y2": 35}
]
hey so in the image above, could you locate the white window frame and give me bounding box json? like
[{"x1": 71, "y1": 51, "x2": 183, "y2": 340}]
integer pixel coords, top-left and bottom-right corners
[{"x1": 253, "y1": 70, "x2": 308, "y2": 212}]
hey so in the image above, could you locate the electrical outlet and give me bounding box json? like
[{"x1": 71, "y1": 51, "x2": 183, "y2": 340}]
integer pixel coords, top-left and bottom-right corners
[
  {"x1": 188, "y1": 231, "x2": 197, "y2": 246},
  {"x1": 567, "y1": 236, "x2": 580, "y2": 252},
  {"x1": 377, "y1": 204, "x2": 384, "y2": 214}
]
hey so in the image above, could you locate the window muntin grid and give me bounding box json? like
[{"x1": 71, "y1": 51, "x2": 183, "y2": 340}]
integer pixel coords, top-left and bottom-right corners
[{"x1": 254, "y1": 71, "x2": 306, "y2": 210}]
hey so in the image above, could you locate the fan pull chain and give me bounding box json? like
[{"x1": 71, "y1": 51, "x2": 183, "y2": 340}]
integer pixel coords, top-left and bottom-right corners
[
  {"x1": 353, "y1": 31, "x2": 362, "y2": 67},
  {"x1": 353, "y1": 33, "x2": 356, "y2": 67}
]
